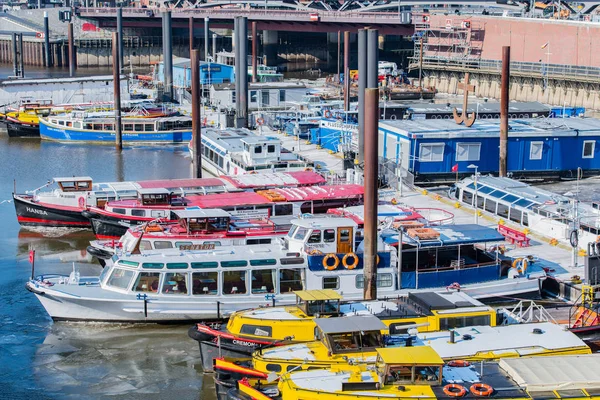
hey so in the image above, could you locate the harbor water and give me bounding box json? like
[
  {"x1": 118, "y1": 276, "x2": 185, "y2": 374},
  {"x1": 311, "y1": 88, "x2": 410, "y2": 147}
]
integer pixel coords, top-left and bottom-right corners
[{"x1": 0, "y1": 135, "x2": 214, "y2": 399}]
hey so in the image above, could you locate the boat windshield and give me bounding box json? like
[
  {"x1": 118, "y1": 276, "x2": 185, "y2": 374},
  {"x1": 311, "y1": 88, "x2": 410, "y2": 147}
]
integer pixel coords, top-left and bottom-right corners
[
  {"x1": 293, "y1": 227, "x2": 309, "y2": 241},
  {"x1": 328, "y1": 331, "x2": 382, "y2": 353},
  {"x1": 385, "y1": 365, "x2": 441, "y2": 385}
]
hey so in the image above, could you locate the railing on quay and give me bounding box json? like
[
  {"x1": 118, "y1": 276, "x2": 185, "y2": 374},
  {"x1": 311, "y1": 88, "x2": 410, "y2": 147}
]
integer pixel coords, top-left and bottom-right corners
[{"x1": 409, "y1": 55, "x2": 600, "y2": 83}]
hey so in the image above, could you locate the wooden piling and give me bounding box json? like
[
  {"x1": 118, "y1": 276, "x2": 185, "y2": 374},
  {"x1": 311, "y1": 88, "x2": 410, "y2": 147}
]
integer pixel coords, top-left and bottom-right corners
[
  {"x1": 191, "y1": 49, "x2": 202, "y2": 178},
  {"x1": 112, "y1": 32, "x2": 122, "y2": 150}
]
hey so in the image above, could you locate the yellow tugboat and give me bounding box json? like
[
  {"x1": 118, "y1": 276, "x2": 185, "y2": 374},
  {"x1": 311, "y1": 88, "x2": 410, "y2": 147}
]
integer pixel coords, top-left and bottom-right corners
[
  {"x1": 190, "y1": 290, "x2": 498, "y2": 372},
  {"x1": 235, "y1": 347, "x2": 600, "y2": 400},
  {"x1": 5, "y1": 102, "x2": 53, "y2": 137}
]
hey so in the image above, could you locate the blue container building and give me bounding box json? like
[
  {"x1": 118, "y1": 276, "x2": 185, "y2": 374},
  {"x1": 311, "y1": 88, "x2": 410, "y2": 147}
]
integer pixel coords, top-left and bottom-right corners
[{"x1": 157, "y1": 57, "x2": 235, "y2": 87}]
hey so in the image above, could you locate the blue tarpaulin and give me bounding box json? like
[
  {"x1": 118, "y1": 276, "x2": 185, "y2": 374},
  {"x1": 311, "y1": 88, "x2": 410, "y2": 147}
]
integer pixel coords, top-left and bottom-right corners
[
  {"x1": 401, "y1": 264, "x2": 500, "y2": 289},
  {"x1": 384, "y1": 224, "x2": 505, "y2": 248}
]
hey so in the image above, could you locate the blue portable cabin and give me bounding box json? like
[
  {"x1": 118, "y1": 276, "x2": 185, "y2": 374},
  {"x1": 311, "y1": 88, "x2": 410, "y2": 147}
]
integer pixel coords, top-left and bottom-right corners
[
  {"x1": 550, "y1": 106, "x2": 585, "y2": 118},
  {"x1": 378, "y1": 118, "x2": 600, "y2": 182},
  {"x1": 317, "y1": 110, "x2": 358, "y2": 153},
  {"x1": 157, "y1": 57, "x2": 235, "y2": 87}
]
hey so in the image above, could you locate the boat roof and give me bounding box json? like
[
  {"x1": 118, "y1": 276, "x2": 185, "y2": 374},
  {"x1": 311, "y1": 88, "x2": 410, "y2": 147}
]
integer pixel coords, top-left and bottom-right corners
[
  {"x1": 202, "y1": 128, "x2": 280, "y2": 153},
  {"x1": 173, "y1": 208, "x2": 231, "y2": 219},
  {"x1": 408, "y1": 291, "x2": 486, "y2": 311},
  {"x1": 295, "y1": 289, "x2": 343, "y2": 302},
  {"x1": 327, "y1": 204, "x2": 424, "y2": 224},
  {"x1": 220, "y1": 171, "x2": 326, "y2": 189},
  {"x1": 54, "y1": 176, "x2": 93, "y2": 182},
  {"x1": 376, "y1": 347, "x2": 444, "y2": 366},
  {"x1": 292, "y1": 216, "x2": 358, "y2": 230},
  {"x1": 382, "y1": 224, "x2": 505, "y2": 247},
  {"x1": 137, "y1": 188, "x2": 171, "y2": 195},
  {"x1": 188, "y1": 191, "x2": 272, "y2": 208},
  {"x1": 137, "y1": 178, "x2": 228, "y2": 190},
  {"x1": 459, "y1": 175, "x2": 569, "y2": 208},
  {"x1": 418, "y1": 322, "x2": 588, "y2": 359},
  {"x1": 499, "y1": 354, "x2": 600, "y2": 392},
  {"x1": 272, "y1": 185, "x2": 364, "y2": 202},
  {"x1": 315, "y1": 315, "x2": 387, "y2": 334}
]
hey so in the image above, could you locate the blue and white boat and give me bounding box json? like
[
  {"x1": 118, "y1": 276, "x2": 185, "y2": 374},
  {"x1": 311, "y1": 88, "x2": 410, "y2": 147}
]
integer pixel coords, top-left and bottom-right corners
[
  {"x1": 38, "y1": 111, "x2": 192, "y2": 144},
  {"x1": 26, "y1": 216, "x2": 545, "y2": 322}
]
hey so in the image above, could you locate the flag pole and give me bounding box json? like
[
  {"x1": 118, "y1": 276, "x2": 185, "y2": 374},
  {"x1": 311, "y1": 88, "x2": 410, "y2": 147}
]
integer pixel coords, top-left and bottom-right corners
[{"x1": 30, "y1": 249, "x2": 36, "y2": 280}]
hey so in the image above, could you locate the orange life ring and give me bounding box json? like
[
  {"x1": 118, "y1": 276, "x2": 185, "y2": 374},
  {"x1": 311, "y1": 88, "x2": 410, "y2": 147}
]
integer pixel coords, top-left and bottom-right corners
[
  {"x1": 448, "y1": 360, "x2": 470, "y2": 368},
  {"x1": 443, "y1": 384, "x2": 467, "y2": 397},
  {"x1": 248, "y1": 170, "x2": 257, "y2": 174},
  {"x1": 470, "y1": 383, "x2": 493, "y2": 397},
  {"x1": 308, "y1": 248, "x2": 323, "y2": 255},
  {"x1": 324, "y1": 110, "x2": 332, "y2": 118},
  {"x1": 322, "y1": 253, "x2": 339, "y2": 270},
  {"x1": 256, "y1": 117, "x2": 265, "y2": 126},
  {"x1": 145, "y1": 224, "x2": 163, "y2": 233},
  {"x1": 342, "y1": 253, "x2": 359, "y2": 270}
]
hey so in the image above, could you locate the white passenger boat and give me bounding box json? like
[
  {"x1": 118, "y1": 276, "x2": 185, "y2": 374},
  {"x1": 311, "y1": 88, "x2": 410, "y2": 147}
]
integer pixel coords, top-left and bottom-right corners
[
  {"x1": 450, "y1": 175, "x2": 600, "y2": 247},
  {"x1": 26, "y1": 217, "x2": 545, "y2": 322}
]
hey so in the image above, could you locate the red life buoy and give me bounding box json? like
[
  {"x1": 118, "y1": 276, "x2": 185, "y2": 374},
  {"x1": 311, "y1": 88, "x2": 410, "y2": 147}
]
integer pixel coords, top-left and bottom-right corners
[
  {"x1": 443, "y1": 384, "x2": 466, "y2": 397},
  {"x1": 324, "y1": 110, "x2": 332, "y2": 118},
  {"x1": 470, "y1": 383, "x2": 493, "y2": 397},
  {"x1": 256, "y1": 117, "x2": 265, "y2": 126}
]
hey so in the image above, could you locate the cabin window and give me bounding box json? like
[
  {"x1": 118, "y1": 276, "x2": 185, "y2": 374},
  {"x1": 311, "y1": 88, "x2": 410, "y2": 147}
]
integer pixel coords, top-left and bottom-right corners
[
  {"x1": 221, "y1": 260, "x2": 248, "y2": 268},
  {"x1": 66, "y1": 121, "x2": 72, "y2": 127},
  {"x1": 265, "y1": 364, "x2": 281, "y2": 372},
  {"x1": 440, "y1": 315, "x2": 490, "y2": 330},
  {"x1": 84, "y1": 123, "x2": 93, "y2": 129},
  {"x1": 293, "y1": 228, "x2": 309, "y2": 241},
  {"x1": 175, "y1": 241, "x2": 193, "y2": 248},
  {"x1": 251, "y1": 269, "x2": 275, "y2": 294},
  {"x1": 250, "y1": 259, "x2": 277, "y2": 266},
  {"x1": 583, "y1": 140, "x2": 595, "y2": 158},
  {"x1": 140, "y1": 240, "x2": 152, "y2": 250},
  {"x1": 530, "y1": 141, "x2": 544, "y2": 160},
  {"x1": 279, "y1": 90, "x2": 286, "y2": 102},
  {"x1": 124, "y1": 124, "x2": 133, "y2": 131},
  {"x1": 144, "y1": 124, "x2": 154, "y2": 132},
  {"x1": 419, "y1": 143, "x2": 444, "y2": 162},
  {"x1": 275, "y1": 204, "x2": 293, "y2": 216},
  {"x1": 142, "y1": 262, "x2": 164, "y2": 269},
  {"x1": 497, "y1": 203, "x2": 509, "y2": 218},
  {"x1": 132, "y1": 272, "x2": 160, "y2": 293},
  {"x1": 268, "y1": 145, "x2": 276, "y2": 153},
  {"x1": 323, "y1": 276, "x2": 339, "y2": 289},
  {"x1": 104, "y1": 124, "x2": 114, "y2": 131},
  {"x1": 112, "y1": 208, "x2": 126, "y2": 215},
  {"x1": 58, "y1": 120, "x2": 65, "y2": 126},
  {"x1": 151, "y1": 211, "x2": 167, "y2": 218},
  {"x1": 308, "y1": 230, "x2": 321, "y2": 243},
  {"x1": 191, "y1": 262, "x2": 219, "y2": 269},
  {"x1": 462, "y1": 191, "x2": 473, "y2": 206},
  {"x1": 167, "y1": 263, "x2": 189, "y2": 269},
  {"x1": 223, "y1": 270, "x2": 247, "y2": 294},
  {"x1": 106, "y1": 268, "x2": 134, "y2": 290},
  {"x1": 204, "y1": 241, "x2": 222, "y2": 247},
  {"x1": 247, "y1": 238, "x2": 272, "y2": 245},
  {"x1": 254, "y1": 145, "x2": 262, "y2": 154},
  {"x1": 154, "y1": 241, "x2": 173, "y2": 250},
  {"x1": 117, "y1": 260, "x2": 140, "y2": 268},
  {"x1": 389, "y1": 321, "x2": 418, "y2": 335},
  {"x1": 339, "y1": 229, "x2": 351, "y2": 243},
  {"x1": 162, "y1": 272, "x2": 188, "y2": 295},
  {"x1": 131, "y1": 209, "x2": 145, "y2": 217},
  {"x1": 261, "y1": 90, "x2": 270, "y2": 106},
  {"x1": 240, "y1": 325, "x2": 273, "y2": 337},
  {"x1": 135, "y1": 124, "x2": 144, "y2": 132},
  {"x1": 509, "y1": 208, "x2": 522, "y2": 224},
  {"x1": 484, "y1": 199, "x2": 497, "y2": 214},
  {"x1": 280, "y1": 257, "x2": 305, "y2": 265},
  {"x1": 455, "y1": 142, "x2": 481, "y2": 162},
  {"x1": 355, "y1": 273, "x2": 393, "y2": 288},
  {"x1": 279, "y1": 268, "x2": 303, "y2": 292},
  {"x1": 250, "y1": 90, "x2": 257, "y2": 103},
  {"x1": 323, "y1": 229, "x2": 335, "y2": 242},
  {"x1": 192, "y1": 271, "x2": 218, "y2": 295}
]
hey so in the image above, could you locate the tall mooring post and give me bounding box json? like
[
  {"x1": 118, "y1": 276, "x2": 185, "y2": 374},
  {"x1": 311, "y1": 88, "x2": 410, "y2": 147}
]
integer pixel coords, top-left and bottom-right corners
[
  {"x1": 68, "y1": 22, "x2": 75, "y2": 77},
  {"x1": 367, "y1": 29, "x2": 379, "y2": 90},
  {"x1": 357, "y1": 29, "x2": 367, "y2": 164},
  {"x1": 212, "y1": 33, "x2": 217, "y2": 60},
  {"x1": 337, "y1": 31, "x2": 341, "y2": 86},
  {"x1": 162, "y1": 11, "x2": 173, "y2": 102},
  {"x1": 44, "y1": 12, "x2": 51, "y2": 67},
  {"x1": 363, "y1": 88, "x2": 379, "y2": 301},
  {"x1": 251, "y1": 21, "x2": 257, "y2": 83},
  {"x1": 499, "y1": 46, "x2": 510, "y2": 177},
  {"x1": 189, "y1": 17, "x2": 194, "y2": 55},
  {"x1": 235, "y1": 17, "x2": 248, "y2": 128},
  {"x1": 112, "y1": 32, "x2": 122, "y2": 150},
  {"x1": 12, "y1": 33, "x2": 18, "y2": 77},
  {"x1": 204, "y1": 17, "x2": 210, "y2": 61},
  {"x1": 116, "y1": 7, "x2": 124, "y2": 68},
  {"x1": 343, "y1": 31, "x2": 350, "y2": 112},
  {"x1": 191, "y1": 49, "x2": 203, "y2": 178},
  {"x1": 18, "y1": 34, "x2": 24, "y2": 78}
]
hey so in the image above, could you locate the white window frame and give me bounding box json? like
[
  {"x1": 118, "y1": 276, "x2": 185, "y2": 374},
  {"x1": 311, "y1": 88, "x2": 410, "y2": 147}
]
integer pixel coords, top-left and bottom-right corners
[
  {"x1": 583, "y1": 140, "x2": 595, "y2": 159},
  {"x1": 455, "y1": 142, "x2": 481, "y2": 162},
  {"x1": 419, "y1": 143, "x2": 445, "y2": 162},
  {"x1": 529, "y1": 141, "x2": 544, "y2": 160}
]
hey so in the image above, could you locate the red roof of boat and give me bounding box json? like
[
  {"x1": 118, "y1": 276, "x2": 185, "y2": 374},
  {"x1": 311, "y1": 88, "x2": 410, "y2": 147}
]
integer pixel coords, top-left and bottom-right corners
[
  {"x1": 219, "y1": 171, "x2": 326, "y2": 189},
  {"x1": 187, "y1": 192, "x2": 273, "y2": 208},
  {"x1": 270, "y1": 185, "x2": 364, "y2": 201},
  {"x1": 137, "y1": 178, "x2": 227, "y2": 189}
]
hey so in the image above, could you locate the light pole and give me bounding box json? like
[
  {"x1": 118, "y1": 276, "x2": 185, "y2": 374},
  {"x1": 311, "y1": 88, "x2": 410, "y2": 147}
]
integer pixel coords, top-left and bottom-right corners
[{"x1": 468, "y1": 164, "x2": 479, "y2": 224}]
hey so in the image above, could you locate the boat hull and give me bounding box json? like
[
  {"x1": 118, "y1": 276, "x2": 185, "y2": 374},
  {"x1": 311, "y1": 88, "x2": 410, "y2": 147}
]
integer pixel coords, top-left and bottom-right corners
[
  {"x1": 39, "y1": 120, "x2": 192, "y2": 144},
  {"x1": 7, "y1": 121, "x2": 39, "y2": 137},
  {"x1": 90, "y1": 217, "x2": 135, "y2": 239},
  {"x1": 13, "y1": 194, "x2": 90, "y2": 227}
]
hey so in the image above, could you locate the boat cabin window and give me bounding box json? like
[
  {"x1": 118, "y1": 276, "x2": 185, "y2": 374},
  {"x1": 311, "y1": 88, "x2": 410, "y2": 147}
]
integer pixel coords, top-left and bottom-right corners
[
  {"x1": 106, "y1": 268, "x2": 135, "y2": 290},
  {"x1": 302, "y1": 300, "x2": 340, "y2": 317},
  {"x1": 192, "y1": 262, "x2": 219, "y2": 269},
  {"x1": 356, "y1": 273, "x2": 393, "y2": 289},
  {"x1": 294, "y1": 228, "x2": 309, "y2": 241},
  {"x1": 167, "y1": 263, "x2": 188, "y2": 269},
  {"x1": 324, "y1": 229, "x2": 335, "y2": 242},
  {"x1": 192, "y1": 271, "x2": 218, "y2": 295},
  {"x1": 439, "y1": 315, "x2": 490, "y2": 330},
  {"x1": 275, "y1": 204, "x2": 293, "y2": 216},
  {"x1": 279, "y1": 268, "x2": 304, "y2": 293},
  {"x1": 144, "y1": 124, "x2": 154, "y2": 132},
  {"x1": 384, "y1": 364, "x2": 441, "y2": 385},
  {"x1": 175, "y1": 241, "x2": 193, "y2": 249},
  {"x1": 58, "y1": 180, "x2": 93, "y2": 192},
  {"x1": 162, "y1": 272, "x2": 188, "y2": 295},
  {"x1": 132, "y1": 272, "x2": 160, "y2": 293},
  {"x1": 188, "y1": 217, "x2": 230, "y2": 232},
  {"x1": 328, "y1": 331, "x2": 382, "y2": 353},
  {"x1": 124, "y1": 124, "x2": 133, "y2": 131},
  {"x1": 140, "y1": 240, "x2": 152, "y2": 250},
  {"x1": 240, "y1": 325, "x2": 273, "y2": 337},
  {"x1": 142, "y1": 262, "x2": 164, "y2": 269},
  {"x1": 254, "y1": 145, "x2": 262, "y2": 154},
  {"x1": 135, "y1": 124, "x2": 144, "y2": 132},
  {"x1": 131, "y1": 209, "x2": 146, "y2": 217},
  {"x1": 339, "y1": 229, "x2": 351, "y2": 243},
  {"x1": 113, "y1": 208, "x2": 126, "y2": 215},
  {"x1": 251, "y1": 269, "x2": 275, "y2": 294},
  {"x1": 323, "y1": 277, "x2": 339, "y2": 290},
  {"x1": 308, "y1": 230, "x2": 321, "y2": 243},
  {"x1": 223, "y1": 270, "x2": 247, "y2": 295},
  {"x1": 140, "y1": 193, "x2": 170, "y2": 205},
  {"x1": 154, "y1": 241, "x2": 173, "y2": 250},
  {"x1": 268, "y1": 145, "x2": 276, "y2": 153}
]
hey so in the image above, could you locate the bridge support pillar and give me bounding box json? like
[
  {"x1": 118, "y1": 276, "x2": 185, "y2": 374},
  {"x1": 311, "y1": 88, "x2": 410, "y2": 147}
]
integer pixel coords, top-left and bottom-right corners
[{"x1": 262, "y1": 30, "x2": 278, "y2": 67}]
